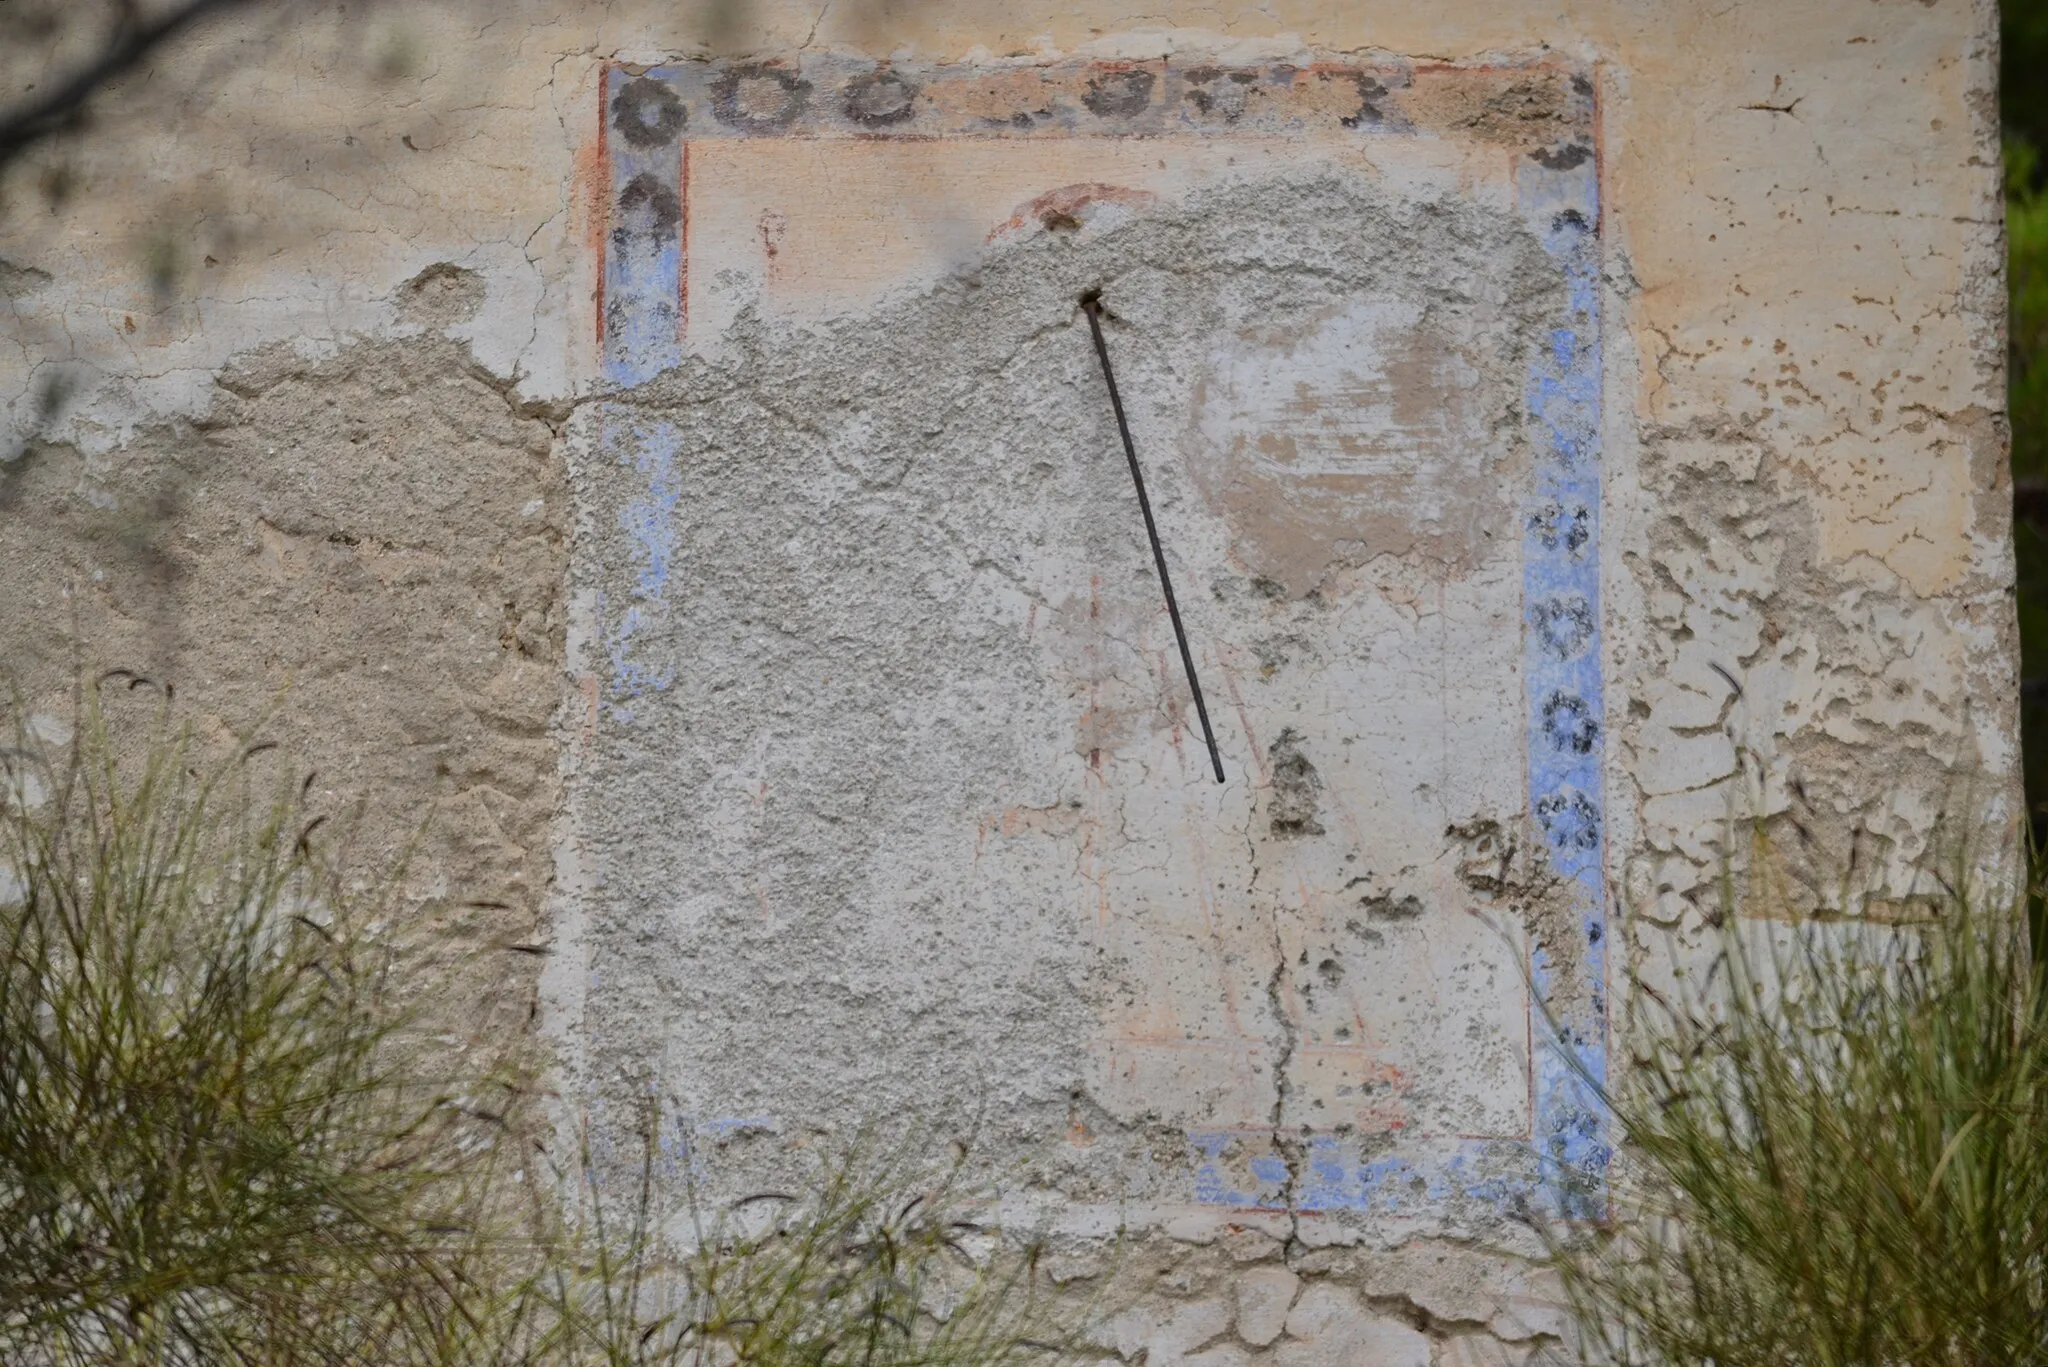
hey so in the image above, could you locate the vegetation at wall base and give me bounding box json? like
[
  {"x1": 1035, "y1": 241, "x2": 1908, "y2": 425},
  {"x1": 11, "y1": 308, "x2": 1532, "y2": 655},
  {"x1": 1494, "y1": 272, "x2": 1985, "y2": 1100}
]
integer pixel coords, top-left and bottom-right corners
[
  {"x1": 1545, "y1": 832, "x2": 2048, "y2": 1367},
  {"x1": 542, "y1": 1115, "x2": 1077, "y2": 1367},
  {"x1": 0, "y1": 683, "x2": 518, "y2": 1363},
  {"x1": 0, "y1": 684, "x2": 1083, "y2": 1365}
]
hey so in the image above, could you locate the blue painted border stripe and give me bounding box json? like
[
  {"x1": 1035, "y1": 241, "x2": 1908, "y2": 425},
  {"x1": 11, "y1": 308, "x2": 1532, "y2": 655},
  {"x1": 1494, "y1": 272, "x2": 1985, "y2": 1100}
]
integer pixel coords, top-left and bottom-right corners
[
  {"x1": 604, "y1": 65, "x2": 684, "y2": 386},
  {"x1": 600, "y1": 66, "x2": 687, "y2": 711},
  {"x1": 1519, "y1": 146, "x2": 1610, "y2": 1216}
]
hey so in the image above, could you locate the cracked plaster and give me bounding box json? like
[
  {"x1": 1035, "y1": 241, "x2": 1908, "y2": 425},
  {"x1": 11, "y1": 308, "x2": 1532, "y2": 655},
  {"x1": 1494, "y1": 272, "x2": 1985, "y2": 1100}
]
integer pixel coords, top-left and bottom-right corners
[{"x1": 0, "y1": 2, "x2": 2016, "y2": 1364}]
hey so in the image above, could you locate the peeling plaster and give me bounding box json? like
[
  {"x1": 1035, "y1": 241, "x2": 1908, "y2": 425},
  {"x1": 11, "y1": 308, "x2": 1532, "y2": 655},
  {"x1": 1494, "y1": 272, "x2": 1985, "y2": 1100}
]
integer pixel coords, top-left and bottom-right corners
[{"x1": 0, "y1": 3, "x2": 2014, "y2": 1363}]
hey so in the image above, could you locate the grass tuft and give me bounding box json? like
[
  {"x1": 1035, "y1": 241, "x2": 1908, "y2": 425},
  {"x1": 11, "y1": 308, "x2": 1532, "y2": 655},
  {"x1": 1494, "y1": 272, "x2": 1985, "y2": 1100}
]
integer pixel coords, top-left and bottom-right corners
[
  {"x1": 540, "y1": 1110, "x2": 1075, "y2": 1366},
  {"x1": 0, "y1": 685, "x2": 514, "y2": 1364},
  {"x1": 1546, "y1": 828, "x2": 2048, "y2": 1367},
  {"x1": 0, "y1": 685, "x2": 1089, "y2": 1366}
]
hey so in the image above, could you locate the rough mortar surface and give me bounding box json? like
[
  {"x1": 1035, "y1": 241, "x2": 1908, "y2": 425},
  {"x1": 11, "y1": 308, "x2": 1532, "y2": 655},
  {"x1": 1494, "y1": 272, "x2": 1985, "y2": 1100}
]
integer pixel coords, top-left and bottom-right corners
[{"x1": 0, "y1": 333, "x2": 570, "y2": 1039}]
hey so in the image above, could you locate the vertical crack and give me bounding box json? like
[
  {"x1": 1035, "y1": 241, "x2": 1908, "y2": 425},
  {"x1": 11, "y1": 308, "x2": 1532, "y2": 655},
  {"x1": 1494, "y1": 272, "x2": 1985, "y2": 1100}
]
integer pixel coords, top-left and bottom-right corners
[
  {"x1": 1264, "y1": 908, "x2": 1304, "y2": 1253},
  {"x1": 1248, "y1": 769, "x2": 1303, "y2": 1249}
]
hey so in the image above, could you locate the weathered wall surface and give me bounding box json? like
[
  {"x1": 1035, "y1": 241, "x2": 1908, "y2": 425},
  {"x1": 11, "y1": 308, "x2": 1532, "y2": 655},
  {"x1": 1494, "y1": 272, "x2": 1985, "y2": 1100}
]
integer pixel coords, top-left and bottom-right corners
[
  {"x1": 0, "y1": 2, "x2": 2010, "y2": 1363},
  {"x1": 0, "y1": 322, "x2": 571, "y2": 1037},
  {"x1": 570, "y1": 44, "x2": 1616, "y2": 1254}
]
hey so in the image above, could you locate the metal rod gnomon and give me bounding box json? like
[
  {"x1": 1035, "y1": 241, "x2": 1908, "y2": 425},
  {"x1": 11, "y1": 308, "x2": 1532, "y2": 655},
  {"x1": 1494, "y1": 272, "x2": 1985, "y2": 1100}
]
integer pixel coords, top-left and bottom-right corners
[{"x1": 1079, "y1": 290, "x2": 1226, "y2": 785}]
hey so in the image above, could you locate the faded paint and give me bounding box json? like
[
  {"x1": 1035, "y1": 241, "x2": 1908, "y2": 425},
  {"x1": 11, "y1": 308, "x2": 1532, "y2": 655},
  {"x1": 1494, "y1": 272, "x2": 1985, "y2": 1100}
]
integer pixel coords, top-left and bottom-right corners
[
  {"x1": 581, "y1": 56, "x2": 1606, "y2": 1235},
  {"x1": 0, "y1": 2, "x2": 2012, "y2": 1364},
  {"x1": 1519, "y1": 145, "x2": 1610, "y2": 1212},
  {"x1": 1189, "y1": 297, "x2": 1506, "y2": 592}
]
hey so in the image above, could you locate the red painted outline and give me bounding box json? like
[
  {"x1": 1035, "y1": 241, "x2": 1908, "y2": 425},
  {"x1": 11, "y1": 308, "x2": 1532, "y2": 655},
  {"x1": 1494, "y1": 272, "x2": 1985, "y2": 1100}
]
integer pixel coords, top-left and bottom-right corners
[
  {"x1": 594, "y1": 61, "x2": 610, "y2": 357},
  {"x1": 677, "y1": 139, "x2": 691, "y2": 349}
]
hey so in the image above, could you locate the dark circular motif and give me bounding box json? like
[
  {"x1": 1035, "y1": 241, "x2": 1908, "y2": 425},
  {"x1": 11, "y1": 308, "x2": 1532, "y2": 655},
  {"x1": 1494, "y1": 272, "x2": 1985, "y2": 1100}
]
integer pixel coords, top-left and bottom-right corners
[
  {"x1": 611, "y1": 76, "x2": 686, "y2": 148},
  {"x1": 1530, "y1": 142, "x2": 1592, "y2": 171},
  {"x1": 842, "y1": 70, "x2": 919, "y2": 125},
  {"x1": 1528, "y1": 502, "x2": 1592, "y2": 557},
  {"x1": 1535, "y1": 789, "x2": 1601, "y2": 853},
  {"x1": 1530, "y1": 593, "x2": 1595, "y2": 662},
  {"x1": 1082, "y1": 68, "x2": 1156, "y2": 118},
  {"x1": 613, "y1": 172, "x2": 680, "y2": 250},
  {"x1": 1340, "y1": 74, "x2": 1389, "y2": 129},
  {"x1": 1181, "y1": 67, "x2": 1254, "y2": 121},
  {"x1": 1541, "y1": 690, "x2": 1600, "y2": 756},
  {"x1": 711, "y1": 63, "x2": 812, "y2": 132}
]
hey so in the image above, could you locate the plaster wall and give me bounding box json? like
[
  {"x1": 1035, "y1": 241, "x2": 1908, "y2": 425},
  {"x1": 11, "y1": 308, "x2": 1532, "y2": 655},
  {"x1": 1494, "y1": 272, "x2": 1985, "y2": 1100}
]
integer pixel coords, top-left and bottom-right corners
[{"x1": 0, "y1": 2, "x2": 2013, "y2": 1363}]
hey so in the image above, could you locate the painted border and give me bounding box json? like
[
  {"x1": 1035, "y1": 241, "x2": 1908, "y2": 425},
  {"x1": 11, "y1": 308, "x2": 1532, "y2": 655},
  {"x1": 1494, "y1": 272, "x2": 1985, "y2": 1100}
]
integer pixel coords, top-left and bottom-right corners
[
  {"x1": 1519, "y1": 140, "x2": 1611, "y2": 1218},
  {"x1": 592, "y1": 55, "x2": 1610, "y2": 1219}
]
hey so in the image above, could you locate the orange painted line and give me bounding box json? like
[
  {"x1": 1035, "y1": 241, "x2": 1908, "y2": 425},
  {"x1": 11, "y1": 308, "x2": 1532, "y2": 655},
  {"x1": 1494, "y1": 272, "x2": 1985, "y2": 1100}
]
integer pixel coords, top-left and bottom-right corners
[
  {"x1": 677, "y1": 139, "x2": 691, "y2": 348},
  {"x1": 594, "y1": 61, "x2": 609, "y2": 355}
]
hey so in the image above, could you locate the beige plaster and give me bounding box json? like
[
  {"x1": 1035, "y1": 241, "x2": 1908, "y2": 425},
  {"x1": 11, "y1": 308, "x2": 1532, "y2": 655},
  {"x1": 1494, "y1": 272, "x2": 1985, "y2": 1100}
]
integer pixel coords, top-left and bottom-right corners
[{"x1": 0, "y1": 3, "x2": 2012, "y2": 1364}]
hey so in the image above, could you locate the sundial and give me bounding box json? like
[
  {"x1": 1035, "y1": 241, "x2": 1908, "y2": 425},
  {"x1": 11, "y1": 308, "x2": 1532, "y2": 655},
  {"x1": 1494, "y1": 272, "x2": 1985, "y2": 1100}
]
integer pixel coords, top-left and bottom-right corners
[{"x1": 571, "y1": 53, "x2": 1608, "y2": 1225}]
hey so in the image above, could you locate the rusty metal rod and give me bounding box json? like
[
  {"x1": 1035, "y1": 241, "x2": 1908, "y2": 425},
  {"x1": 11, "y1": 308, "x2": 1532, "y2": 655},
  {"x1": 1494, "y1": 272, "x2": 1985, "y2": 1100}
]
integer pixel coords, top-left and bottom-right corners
[{"x1": 1080, "y1": 291, "x2": 1225, "y2": 785}]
